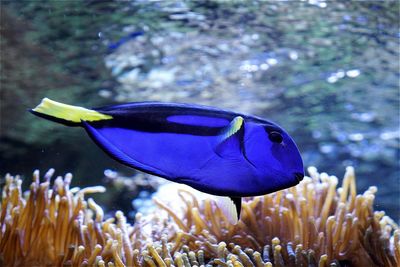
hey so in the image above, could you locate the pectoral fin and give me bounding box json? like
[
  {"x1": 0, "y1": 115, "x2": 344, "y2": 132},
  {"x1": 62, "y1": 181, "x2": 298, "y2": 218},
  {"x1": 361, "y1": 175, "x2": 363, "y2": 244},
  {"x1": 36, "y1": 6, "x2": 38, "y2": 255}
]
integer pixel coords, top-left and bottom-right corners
[{"x1": 214, "y1": 116, "x2": 244, "y2": 158}]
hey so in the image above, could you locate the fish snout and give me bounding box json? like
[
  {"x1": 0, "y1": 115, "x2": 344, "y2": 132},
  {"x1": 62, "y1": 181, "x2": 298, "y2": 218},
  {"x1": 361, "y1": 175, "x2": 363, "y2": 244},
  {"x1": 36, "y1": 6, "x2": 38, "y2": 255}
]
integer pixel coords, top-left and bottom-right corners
[{"x1": 294, "y1": 172, "x2": 304, "y2": 183}]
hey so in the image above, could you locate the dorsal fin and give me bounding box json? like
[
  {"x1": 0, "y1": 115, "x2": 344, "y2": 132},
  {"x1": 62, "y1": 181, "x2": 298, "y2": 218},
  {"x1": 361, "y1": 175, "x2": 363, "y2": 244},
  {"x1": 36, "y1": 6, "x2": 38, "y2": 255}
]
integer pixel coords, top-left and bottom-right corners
[{"x1": 214, "y1": 116, "x2": 244, "y2": 158}]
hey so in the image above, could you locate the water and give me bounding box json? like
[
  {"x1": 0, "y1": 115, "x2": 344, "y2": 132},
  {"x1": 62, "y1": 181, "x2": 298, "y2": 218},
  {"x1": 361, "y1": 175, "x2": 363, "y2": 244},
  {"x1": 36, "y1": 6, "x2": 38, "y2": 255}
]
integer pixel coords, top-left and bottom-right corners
[{"x1": 1, "y1": 1, "x2": 399, "y2": 221}]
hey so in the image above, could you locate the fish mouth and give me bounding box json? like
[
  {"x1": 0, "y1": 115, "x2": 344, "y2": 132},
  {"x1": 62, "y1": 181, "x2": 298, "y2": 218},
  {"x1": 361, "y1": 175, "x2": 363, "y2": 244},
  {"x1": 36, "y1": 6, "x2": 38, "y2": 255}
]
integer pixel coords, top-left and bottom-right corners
[{"x1": 294, "y1": 172, "x2": 304, "y2": 183}]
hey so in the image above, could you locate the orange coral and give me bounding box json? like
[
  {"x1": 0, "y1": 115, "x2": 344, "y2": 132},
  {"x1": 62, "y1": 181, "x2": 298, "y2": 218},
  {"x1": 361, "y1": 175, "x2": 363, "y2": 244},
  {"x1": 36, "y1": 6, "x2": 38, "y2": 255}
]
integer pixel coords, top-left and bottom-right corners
[
  {"x1": 154, "y1": 166, "x2": 399, "y2": 266},
  {"x1": 0, "y1": 167, "x2": 399, "y2": 267}
]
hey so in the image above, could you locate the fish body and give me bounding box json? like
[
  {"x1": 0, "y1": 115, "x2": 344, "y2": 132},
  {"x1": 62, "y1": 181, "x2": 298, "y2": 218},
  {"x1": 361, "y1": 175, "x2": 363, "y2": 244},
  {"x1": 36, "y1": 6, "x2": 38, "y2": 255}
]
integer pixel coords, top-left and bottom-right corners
[
  {"x1": 107, "y1": 31, "x2": 144, "y2": 53},
  {"x1": 31, "y1": 98, "x2": 304, "y2": 221}
]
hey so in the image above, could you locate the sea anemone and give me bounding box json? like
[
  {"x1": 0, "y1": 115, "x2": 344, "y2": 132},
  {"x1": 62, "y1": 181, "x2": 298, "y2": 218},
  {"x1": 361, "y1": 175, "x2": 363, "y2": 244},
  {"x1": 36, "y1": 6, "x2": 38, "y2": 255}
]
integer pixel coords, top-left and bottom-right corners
[{"x1": 0, "y1": 167, "x2": 399, "y2": 267}]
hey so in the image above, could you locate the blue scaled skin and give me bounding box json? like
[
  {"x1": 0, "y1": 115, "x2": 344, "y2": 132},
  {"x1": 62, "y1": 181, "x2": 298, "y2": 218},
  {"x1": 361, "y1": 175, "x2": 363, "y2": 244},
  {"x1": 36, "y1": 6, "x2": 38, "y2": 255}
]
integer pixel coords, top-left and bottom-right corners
[{"x1": 30, "y1": 99, "x2": 304, "y2": 199}]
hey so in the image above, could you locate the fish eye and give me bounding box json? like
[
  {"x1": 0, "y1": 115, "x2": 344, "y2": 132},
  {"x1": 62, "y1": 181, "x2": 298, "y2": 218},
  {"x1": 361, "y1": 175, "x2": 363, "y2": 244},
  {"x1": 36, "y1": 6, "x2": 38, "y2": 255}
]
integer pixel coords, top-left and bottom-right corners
[{"x1": 268, "y1": 131, "x2": 283, "y2": 143}]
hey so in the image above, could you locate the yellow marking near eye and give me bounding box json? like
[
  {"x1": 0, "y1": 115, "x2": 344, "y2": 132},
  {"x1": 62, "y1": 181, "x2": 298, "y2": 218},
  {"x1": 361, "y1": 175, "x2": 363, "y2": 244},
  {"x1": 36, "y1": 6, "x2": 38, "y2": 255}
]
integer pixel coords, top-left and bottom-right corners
[{"x1": 32, "y1": 98, "x2": 112, "y2": 123}]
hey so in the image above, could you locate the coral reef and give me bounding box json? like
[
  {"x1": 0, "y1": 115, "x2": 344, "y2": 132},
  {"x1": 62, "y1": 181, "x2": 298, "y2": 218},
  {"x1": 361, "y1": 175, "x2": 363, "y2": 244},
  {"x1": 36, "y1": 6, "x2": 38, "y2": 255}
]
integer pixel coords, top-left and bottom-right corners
[{"x1": 0, "y1": 167, "x2": 399, "y2": 266}]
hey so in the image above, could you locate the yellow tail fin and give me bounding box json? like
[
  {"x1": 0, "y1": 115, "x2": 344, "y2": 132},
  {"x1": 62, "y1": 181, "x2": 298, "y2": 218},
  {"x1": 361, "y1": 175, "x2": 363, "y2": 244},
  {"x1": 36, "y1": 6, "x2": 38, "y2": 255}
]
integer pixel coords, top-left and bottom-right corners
[{"x1": 31, "y1": 98, "x2": 112, "y2": 124}]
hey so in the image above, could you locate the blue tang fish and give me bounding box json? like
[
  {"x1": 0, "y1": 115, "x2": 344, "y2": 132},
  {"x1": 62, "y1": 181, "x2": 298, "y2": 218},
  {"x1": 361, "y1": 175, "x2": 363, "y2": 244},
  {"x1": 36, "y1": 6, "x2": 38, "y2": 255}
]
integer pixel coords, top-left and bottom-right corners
[{"x1": 31, "y1": 98, "x2": 304, "y2": 222}]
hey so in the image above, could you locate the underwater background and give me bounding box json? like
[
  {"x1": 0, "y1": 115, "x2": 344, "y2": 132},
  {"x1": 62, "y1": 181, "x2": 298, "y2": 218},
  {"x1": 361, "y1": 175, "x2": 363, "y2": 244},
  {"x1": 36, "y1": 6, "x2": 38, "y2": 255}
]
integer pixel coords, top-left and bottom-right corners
[{"x1": 1, "y1": 0, "x2": 399, "y2": 224}]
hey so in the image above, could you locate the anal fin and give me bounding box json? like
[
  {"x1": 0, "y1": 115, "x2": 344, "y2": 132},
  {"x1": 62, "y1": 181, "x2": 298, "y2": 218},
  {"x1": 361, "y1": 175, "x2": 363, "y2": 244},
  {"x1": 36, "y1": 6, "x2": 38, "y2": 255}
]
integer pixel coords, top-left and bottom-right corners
[
  {"x1": 230, "y1": 196, "x2": 242, "y2": 219},
  {"x1": 214, "y1": 196, "x2": 242, "y2": 225}
]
